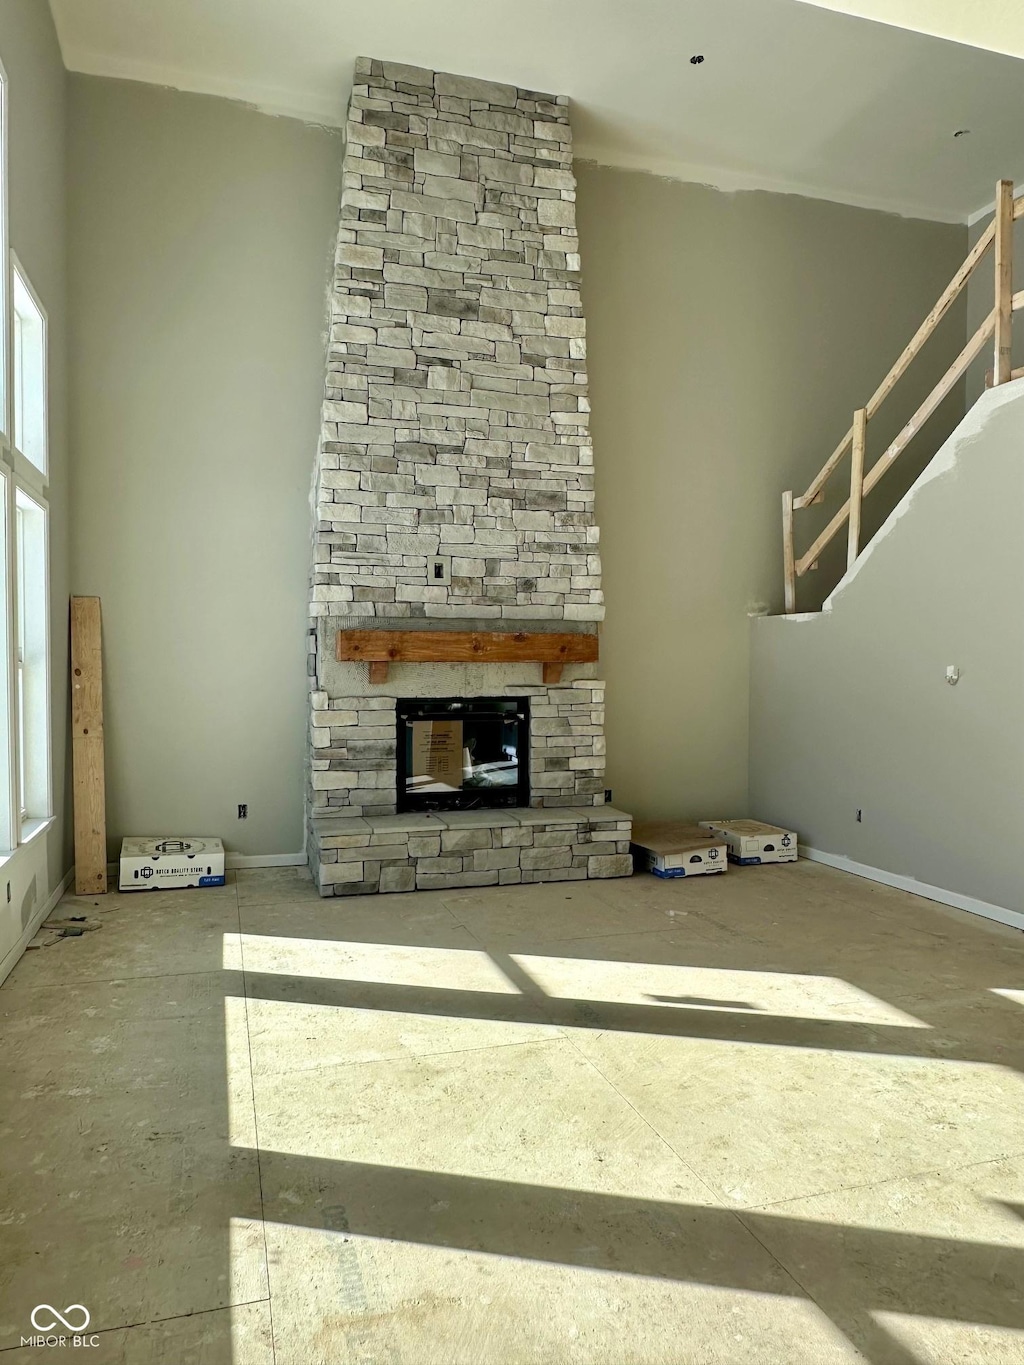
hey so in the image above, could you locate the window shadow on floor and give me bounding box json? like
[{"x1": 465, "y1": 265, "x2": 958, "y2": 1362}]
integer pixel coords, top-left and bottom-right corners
[{"x1": 242, "y1": 1150, "x2": 1024, "y2": 1364}]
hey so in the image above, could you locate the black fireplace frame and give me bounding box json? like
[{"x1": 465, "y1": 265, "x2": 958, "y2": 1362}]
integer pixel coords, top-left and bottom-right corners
[{"x1": 396, "y1": 696, "x2": 530, "y2": 813}]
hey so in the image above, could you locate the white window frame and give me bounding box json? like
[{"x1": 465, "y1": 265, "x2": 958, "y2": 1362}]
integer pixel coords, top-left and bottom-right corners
[
  {"x1": 0, "y1": 468, "x2": 12, "y2": 851},
  {"x1": 0, "y1": 53, "x2": 7, "y2": 445},
  {"x1": 11, "y1": 255, "x2": 47, "y2": 478},
  {"x1": 13, "y1": 486, "x2": 49, "y2": 830},
  {"x1": 0, "y1": 61, "x2": 52, "y2": 873},
  {"x1": 0, "y1": 58, "x2": 53, "y2": 856}
]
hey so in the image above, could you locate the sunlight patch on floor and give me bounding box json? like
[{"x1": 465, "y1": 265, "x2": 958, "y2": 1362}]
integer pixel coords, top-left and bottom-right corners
[
  {"x1": 236, "y1": 935, "x2": 521, "y2": 994},
  {"x1": 237, "y1": 994, "x2": 560, "y2": 1073},
  {"x1": 514, "y1": 954, "x2": 930, "y2": 1026}
]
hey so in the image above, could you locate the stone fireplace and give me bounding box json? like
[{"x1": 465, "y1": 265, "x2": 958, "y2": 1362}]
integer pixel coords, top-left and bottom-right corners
[{"x1": 306, "y1": 57, "x2": 631, "y2": 895}]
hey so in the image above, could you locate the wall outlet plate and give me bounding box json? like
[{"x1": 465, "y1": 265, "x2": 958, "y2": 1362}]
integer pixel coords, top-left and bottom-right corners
[{"x1": 430, "y1": 557, "x2": 452, "y2": 586}]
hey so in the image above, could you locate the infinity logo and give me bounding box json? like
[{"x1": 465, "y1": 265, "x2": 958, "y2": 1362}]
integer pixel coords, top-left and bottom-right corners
[{"x1": 30, "y1": 1305, "x2": 91, "y2": 1332}]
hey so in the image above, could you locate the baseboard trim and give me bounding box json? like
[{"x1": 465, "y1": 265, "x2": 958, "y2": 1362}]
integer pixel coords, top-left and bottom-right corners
[
  {"x1": 801, "y1": 846, "x2": 1024, "y2": 934},
  {"x1": 225, "y1": 851, "x2": 307, "y2": 870},
  {"x1": 0, "y1": 864, "x2": 75, "y2": 988}
]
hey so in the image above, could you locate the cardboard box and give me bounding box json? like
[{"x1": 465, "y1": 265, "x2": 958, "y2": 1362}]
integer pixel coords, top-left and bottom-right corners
[
  {"x1": 119, "y1": 837, "x2": 226, "y2": 891},
  {"x1": 409, "y1": 718, "x2": 464, "y2": 792},
  {"x1": 631, "y1": 822, "x2": 727, "y2": 878},
  {"x1": 697, "y1": 819, "x2": 798, "y2": 865}
]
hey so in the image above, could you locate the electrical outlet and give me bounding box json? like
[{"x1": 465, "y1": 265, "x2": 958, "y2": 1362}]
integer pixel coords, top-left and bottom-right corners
[
  {"x1": 430, "y1": 556, "x2": 451, "y2": 586},
  {"x1": 856, "y1": 809, "x2": 863, "y2": 823},
  {"x1": 238, "y1": 804, "x2": 248, "y2": 820},
  {"x1": 605, "y1": 789, "x2": 613, "y2": 803}
]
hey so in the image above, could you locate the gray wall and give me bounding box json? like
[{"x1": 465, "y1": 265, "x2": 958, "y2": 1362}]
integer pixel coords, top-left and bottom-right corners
[
  {"x1": 0, "y1": 0, "x2": 70, "y2": 977},
  {"x1": 749, "y1": 381, "x2": 1024, "y2": 915},
  {"x1": 68, "y1": 75, "x2": 342, "y2": 857},
  {"x1": 576, "y1": 164, "x2": 967, "y2": 823},
  {"x1": 65, "y1": 77, "x2": 970, "y2": 852}
]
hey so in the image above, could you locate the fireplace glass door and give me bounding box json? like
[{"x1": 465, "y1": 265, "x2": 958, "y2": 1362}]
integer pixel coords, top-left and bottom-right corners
[{"x1": 397, "y1": 698, "x2": 529, "y2": 812}]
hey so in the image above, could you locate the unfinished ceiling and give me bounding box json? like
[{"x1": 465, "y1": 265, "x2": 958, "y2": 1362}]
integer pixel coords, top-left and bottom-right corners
[
  {"x1": 796, "y1": 0, "x2": 1024, "y2": 61},
  {"x1": 48, "y1": 0, "x2": 1024, "y2": 221}
]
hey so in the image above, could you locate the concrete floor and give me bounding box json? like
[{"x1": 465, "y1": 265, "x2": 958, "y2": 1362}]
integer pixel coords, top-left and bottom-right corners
[{"x1": 1, "y1": 861, "x2": 1023, "y2": 1364}]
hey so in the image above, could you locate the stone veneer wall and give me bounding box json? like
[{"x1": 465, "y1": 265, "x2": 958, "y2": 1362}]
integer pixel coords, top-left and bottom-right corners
[
  {"x1": 306, "y1": 59, "x2": 622, "y2": 885},
  {"x1": 309, "y1": 57, "x2": 601, "y2": 624}
]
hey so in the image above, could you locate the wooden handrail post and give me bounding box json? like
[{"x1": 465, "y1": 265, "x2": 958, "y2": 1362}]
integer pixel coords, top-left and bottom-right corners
[
  {"x1": 994, "y1": 179, "x2": 1014, "y2": 385},
  {"x1": 847, "y1": 408, "x2": 867, "y2": 570},
  {"x1": 782, "y1": 490, "x2": 796, "y2": 613}
]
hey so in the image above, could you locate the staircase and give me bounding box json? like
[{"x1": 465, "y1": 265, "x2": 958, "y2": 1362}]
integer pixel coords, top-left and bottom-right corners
[
  {"x1": 751, "y1": 375, "x2": 1024, "y2": 924},
  {"x1": 781, "y1": 179, "x2": 1023, "y2": 613}
]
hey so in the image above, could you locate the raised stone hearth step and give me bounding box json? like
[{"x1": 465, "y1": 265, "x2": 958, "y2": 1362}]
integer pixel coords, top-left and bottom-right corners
[{"x1": 308, "y1": 806, "x2": 632, "y2": 897}]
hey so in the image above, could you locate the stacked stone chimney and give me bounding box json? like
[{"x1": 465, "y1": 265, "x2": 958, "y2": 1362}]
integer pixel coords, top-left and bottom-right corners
[{"x1": 305, "y1": 58, "x2": 630, "y2": 894}]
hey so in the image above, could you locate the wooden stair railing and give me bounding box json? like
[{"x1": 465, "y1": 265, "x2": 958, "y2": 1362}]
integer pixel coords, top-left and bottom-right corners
[{"x1": 782, "y1": 179, "x2": 1024, "y2": 613}]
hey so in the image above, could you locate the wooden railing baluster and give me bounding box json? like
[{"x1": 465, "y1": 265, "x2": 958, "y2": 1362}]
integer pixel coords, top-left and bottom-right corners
[
  {"x1": 847, "y1": 408, "x2": 867, "y2": 570},
  {"x1": 782, "y1": 491, "x2": 796, "y2": 613},
  {"x1": 994, "y1": 179, "x2": 1014, "y2": 386}
]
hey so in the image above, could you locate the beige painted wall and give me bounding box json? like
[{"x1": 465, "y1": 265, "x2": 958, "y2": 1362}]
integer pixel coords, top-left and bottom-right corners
[
  {"x1": 749, "y1": 380, "x2": 1024, "y2": 917},
  {"x1": 0, "y1": 0, "x2": 71, "y2": 978},
  {"x1": 68, "y1": 76, "x2": 342, "y2": 857},
  {"x1": 575, "y1": 164, "x2": 966, "y2": 823}
]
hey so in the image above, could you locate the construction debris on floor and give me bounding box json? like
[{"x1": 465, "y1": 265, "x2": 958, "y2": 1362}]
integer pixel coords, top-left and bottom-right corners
[{"x1": 25, "y1": 915, "x2": 104, "y2": 949}]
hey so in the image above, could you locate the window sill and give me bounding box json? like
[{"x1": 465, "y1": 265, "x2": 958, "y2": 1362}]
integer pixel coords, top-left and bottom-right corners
[
  {"x1": 21, "y1": 815, "x2": 52, "y2": 844},
  {"x1": 0, "y1": 814, "x2": 55, "y2": 865}
]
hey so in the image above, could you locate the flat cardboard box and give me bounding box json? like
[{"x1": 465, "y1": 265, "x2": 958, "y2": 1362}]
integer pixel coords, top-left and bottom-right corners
[
  {"x1": 119, "y1": 837, "x2": 226, "y2": 891},
  {"x1": 631, "y1": 821, "x2": 727, "y2": 878},
  {"x1": 697, "y1": 819, "x2": 798, "y2": 865}
]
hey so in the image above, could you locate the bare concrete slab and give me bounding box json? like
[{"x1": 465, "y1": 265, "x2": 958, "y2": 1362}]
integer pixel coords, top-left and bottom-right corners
[{"x1": 1, "y1": 861, "x2": 1022, "y2": 1362}]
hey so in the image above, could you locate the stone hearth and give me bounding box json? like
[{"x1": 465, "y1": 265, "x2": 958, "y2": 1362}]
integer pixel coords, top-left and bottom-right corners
[
  {"x1": 306, "y1": 58, "x2": 630, "y2": 895},
  {"x1": 309, "y1": 806, "x2": 632, "y2": 896}
]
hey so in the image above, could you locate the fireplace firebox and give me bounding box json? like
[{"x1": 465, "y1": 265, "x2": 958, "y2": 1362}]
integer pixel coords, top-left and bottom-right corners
[{"x1": 396, "y1": 698, "x2": 530, "y2": 813}]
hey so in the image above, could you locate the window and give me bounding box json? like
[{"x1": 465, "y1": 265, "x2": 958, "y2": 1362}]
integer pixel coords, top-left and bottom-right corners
[
  {"x1": 12, "y1": 261, "x2": 45, "y2": 474},
  {"x1": 14, "y1": 489, "x2": 48, "y2": 823},
  {"x1": 5, "y1": 249, "x2": 51, "y2": 840},
  {"x1": 0, "y1": 471, "x2": 10, "y2": 845},
  {"x1": 0, "y1": 71, "x2": 51, "y2": 851},
  {"x1": 0, "y1": 60, "x2": 6, "y2": 438}
]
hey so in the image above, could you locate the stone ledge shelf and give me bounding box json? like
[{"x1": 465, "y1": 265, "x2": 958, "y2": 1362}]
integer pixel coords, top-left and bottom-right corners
[
  {"x1": 308, "y1": 805, "x2": 632, "y2": 897},
  {"x1": 336, "y1": 629, "x2": 599, "y2": 686}
]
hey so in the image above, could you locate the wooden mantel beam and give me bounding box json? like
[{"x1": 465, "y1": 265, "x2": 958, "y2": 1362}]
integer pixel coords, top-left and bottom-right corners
[{"x1": 337, "y1": 629, "x2": 599, "y2": 686}]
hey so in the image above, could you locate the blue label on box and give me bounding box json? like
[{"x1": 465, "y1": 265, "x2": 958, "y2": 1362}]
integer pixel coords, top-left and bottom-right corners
[{"x1": 199, "y1": 876, "x2": 226, "y2": 887}]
